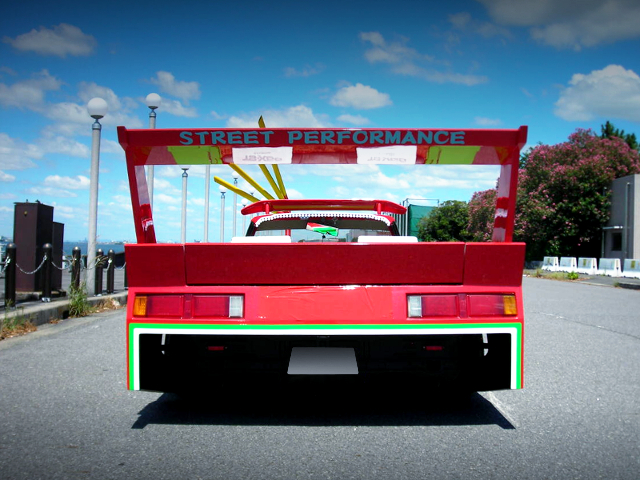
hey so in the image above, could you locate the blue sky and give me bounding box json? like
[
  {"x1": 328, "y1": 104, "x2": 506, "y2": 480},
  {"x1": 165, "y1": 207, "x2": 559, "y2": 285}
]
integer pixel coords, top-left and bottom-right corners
[{"x1": 1, "y1": 0, "x2": 640, "y2": 243}]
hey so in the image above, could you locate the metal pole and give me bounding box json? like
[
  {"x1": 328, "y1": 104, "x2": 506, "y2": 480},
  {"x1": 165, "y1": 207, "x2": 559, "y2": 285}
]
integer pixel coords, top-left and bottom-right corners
[
  {"x1": 5, "y1": 243, "x2": 16, "y2": 307},
  {"x1": 106, "y1": 249, "x2": 115, "y2": 294},
  {"x1": 72, "y1": 247, "x2": 81, "y2": 290},
  {"x1": 204, "y1": 165, "x2": 210, "y2": 242},
  {"x1": 42, "y1": 243, "x2": 52, "y2": 302},
  {"x1": 181, "y1": 168, "x2": 189, "y2": 243},
  {"x1": 220, "y1": 191, "x2": 226, "y2": 242},
  {"x1": 241, "y1": 200, "x2": 248, "y2": 235},
  {"x1": 233, "y1": 177, "x2": 238, "y2": 237},
  {"x1": 87, "y1": 118, "x2": 102, "y2": 296},
  {"x1": 95, "y1": 249, "x2": 104, "y2": 296},
  {"x1": 147, "y1": 109, "x2": 156, "y2": 210}
]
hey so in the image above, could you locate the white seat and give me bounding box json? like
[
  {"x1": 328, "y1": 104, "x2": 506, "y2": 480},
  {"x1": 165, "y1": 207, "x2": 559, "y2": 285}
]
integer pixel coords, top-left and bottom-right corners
[
  {"x1": 230, "y1": 236, "x2": 292, "y2": 243},
  {"x1": 357, "y1": 236, "x2": 418, "y2": 243}
]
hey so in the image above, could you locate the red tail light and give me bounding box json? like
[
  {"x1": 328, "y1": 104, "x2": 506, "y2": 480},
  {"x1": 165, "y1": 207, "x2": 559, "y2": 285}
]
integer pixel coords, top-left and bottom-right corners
[
  {"x1": 407, "y1": 294, "x2": 517, "y2": 318},
  {"x1": 133, "y1": 294, "x2": 244, "y2": 318}
]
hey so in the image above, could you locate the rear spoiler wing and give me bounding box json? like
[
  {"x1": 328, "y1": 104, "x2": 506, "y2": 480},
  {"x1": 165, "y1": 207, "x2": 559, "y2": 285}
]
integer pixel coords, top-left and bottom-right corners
[{"x1": 118, "y1": 126, "x2": 528, "y2": 244}]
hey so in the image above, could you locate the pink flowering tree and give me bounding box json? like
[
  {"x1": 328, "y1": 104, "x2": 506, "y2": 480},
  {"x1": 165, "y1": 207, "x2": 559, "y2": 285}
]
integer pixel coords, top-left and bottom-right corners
[{"x1": 468, "y1": 129, "x2": 640, "y2": 260}]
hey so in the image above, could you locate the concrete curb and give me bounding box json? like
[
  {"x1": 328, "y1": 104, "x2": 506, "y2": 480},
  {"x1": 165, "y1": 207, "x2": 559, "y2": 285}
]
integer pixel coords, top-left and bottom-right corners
[{"x1": 2, "y1": 291, "x2": 128, "y2": 328}]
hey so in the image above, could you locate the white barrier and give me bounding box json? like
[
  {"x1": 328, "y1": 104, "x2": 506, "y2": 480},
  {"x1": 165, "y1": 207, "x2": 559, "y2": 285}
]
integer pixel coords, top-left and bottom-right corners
[
  {"x1": 622, "y1": 259, "x2": 640, "y2": 279},
  {"x1": 577, "y1": 258, "x2": 598, "y2": 275},
  {"x1": 597, "y1": 258, "x2": 622, "y2": 277},
  {"x1": 542, "y1": 257, "x2": 559, "y2": 271},
  {"x1": 558, "y1": 257, "x2": 577, "y2": 273}
]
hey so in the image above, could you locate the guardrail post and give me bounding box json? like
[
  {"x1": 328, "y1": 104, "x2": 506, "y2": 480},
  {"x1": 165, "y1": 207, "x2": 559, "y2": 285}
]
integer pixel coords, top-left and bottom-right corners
[
  {"x1": 42, "y1": 243, "x2": 52, "y2": 302},
  {"x1": 95, "y1": 248, "x2": 104, "y2": 296},
  {"x1": 4, "y1": 243, "x2": 16, "y2": 307},
  {"x1": 106, "y1": 249, "x2": 115, "y2": 294},
  {"x1": 72, "y1": 247, "x2": 81, "y2": 290}
]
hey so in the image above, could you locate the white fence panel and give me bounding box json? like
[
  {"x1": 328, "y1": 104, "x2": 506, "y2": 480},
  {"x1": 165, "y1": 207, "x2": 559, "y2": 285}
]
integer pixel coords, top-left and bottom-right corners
[
  {"x1": 577, "y1": 258, "x2": 598, "y2": 275},
  {"x1": 558, "y1": 257, "x2": 577, "y2": 273},
  {"x1": 622, "y1": 259, "x2": 640, "y2": 279},
  {"x1": 542, "y1": 256, "x2": 559, "y2": 272},
  {"x1": 597, "y1": 258, "x2": 622, "y2": 277}
]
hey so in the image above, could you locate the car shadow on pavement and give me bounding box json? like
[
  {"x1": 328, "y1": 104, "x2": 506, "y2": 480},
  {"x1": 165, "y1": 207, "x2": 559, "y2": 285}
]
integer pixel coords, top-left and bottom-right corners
[{"x1": 132, "y1": 376, "x2": 516, "y2": 430}]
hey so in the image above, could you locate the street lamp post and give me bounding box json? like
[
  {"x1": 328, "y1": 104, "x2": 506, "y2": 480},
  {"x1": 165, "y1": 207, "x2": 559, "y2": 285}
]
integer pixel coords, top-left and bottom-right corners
[
  {"x1": 232, "y1": 171, "x2": 239, "y2": 237},
  {"x1": 241, "y1": 199, "x2": 249, "y2": 235},
  {"x1": 181, "y1": 168, "x2": 189, "y2": 243},
  {"x1": 145, "y1": 93, "x2": 161, "y2": 210},
  {"x1": 86, "y1": 97, "x2": 108, "y2": 296},
  {"x1": 220, "y1": 186, "x2": 227, "y2": 242},
  {"x1": 204, "y1": 164, "x2": 210, "y2": 242}
]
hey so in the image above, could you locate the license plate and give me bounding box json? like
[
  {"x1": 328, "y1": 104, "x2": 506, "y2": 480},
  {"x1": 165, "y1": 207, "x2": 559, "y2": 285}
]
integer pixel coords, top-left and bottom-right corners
[{"x1": 287, "y1": 347, "x2": 358, "y2": 375}]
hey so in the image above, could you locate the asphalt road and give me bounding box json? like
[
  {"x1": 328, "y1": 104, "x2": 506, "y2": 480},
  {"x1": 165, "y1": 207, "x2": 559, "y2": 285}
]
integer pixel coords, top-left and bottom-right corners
[{"x1": 0, "y1": 277, "x2": 638, "y2": 479}]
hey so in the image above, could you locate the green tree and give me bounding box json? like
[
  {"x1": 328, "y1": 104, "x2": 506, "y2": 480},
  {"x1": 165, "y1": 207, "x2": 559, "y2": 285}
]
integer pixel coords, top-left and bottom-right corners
[
  {"x1": 601, "y1": 121, "x2": 638, "y2": 150},
  {"x1": 468, "y1": 129, "x2": 640, "y2": 260},
  {"x1": 417, "y1": 200, "x2": 472, "y2": 242}
]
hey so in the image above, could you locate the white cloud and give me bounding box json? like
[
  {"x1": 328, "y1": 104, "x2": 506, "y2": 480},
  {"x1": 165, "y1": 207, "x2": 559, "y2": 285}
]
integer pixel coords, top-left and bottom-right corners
[
  {"x1": 0, "y1": 133, "x2": 42, "y2": 170},
  {"x1": 474, "y1": 117, "x2": 502, "y2": 126},
  {"x1": 227, "y1": 105, "x2": 330, "y2": 128},
  {"x1": 285, "y1": 188, "x2": 304, "y2": 199},
  {"x1": 43, "y1": 175, "x2": 90, "y2": 190},
  {"x1": 554, "y1": 65, "x2": 640, "y2": 122},
  {"x1": 210, "y1": 110, "x2": 226, "y2": 120},
  {"x1": 159, "y1": 98, "x2": 198, "y2": 117},
  {"x1": 0, "y1": 170, "x2": 16, "y2": 182},
  {"x1": 449, "y1": 12, "x2": 511, "y2": 39},
  {"x1": 155, "y1": 193, "x2": 181, "y2": 205},
  {"x1": 0, "y1": 69, "x2": 62, "y2": 109},
  {"x1": 149, "y1": 71, "x2": 200, "y2": 103},
  {"x1": 360, "y1": 31, "x2": 488, "y2": 86},
  {"x1": 78, "y1": 82, "x2": 124, "y2": 111},
  {"x1": 38, "y1": 133, "x2": 90, "y2": 158},
  {"x1": 26, "y1": 186, "x2": 77, "y2": 198},
  {"x1": 477, "y1": 0, "x2": 640, "y2": 50},
  {"x1": 337, "y1": 114, "x2": 370, "y2": 125},
  {"x1": 330, "y1": 83, "x2": 392, "y2": 110},
  {"x1": 284, "y1": 64, "x2": 325, "y2": 77},
  {"x1": 3, "y1": 23, "x2": 97, "y2": 57}
]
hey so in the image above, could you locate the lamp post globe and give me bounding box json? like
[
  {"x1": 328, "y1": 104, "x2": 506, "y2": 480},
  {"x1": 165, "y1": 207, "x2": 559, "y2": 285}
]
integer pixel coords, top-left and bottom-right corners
[
  {"x1": 87, "y1": 97, "x2": 108, "y2": 119},
  {"x1": 145, "y1": 93, "x2": 161, "y2": 110}
]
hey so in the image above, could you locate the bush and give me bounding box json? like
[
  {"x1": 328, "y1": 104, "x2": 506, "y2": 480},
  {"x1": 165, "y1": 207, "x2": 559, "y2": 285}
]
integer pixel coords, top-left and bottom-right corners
[{"x1": 68, "y1": 282, "x2": 93, "y2": 317}]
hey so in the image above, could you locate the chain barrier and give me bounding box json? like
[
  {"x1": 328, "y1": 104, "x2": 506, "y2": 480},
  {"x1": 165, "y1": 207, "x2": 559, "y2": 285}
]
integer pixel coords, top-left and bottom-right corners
[
  {"x1": 15, "y1": 254, "x2": 47, "y2": 275},
  {"x1": 116, "y1": 261, "x2": 126, "y2": 270},
  {"x1": 0, "y1": 257, "x2": 8, "y2": 274},
  {"x1": 82, "y1": 255, "x2": 106, "y2": 271},
  {"x1": 51, "y1": 258, "x2": 69, "y2": 271}
]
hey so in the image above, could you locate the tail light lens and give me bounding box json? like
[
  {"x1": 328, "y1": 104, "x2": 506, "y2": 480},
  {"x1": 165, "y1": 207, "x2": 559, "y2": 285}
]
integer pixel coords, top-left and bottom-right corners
[
  {"x1": 408, "y1": 295, "x2": 458, "y2": 318},
  {"x1": 467, "y1": 294, "x2": 517, "y2": 316},
  {"x1": 132, "y1": 294, "x2": 244, "y2": 319},
  {"x1": 407, "y1": 294, "x2": 517, "y2": 318}
]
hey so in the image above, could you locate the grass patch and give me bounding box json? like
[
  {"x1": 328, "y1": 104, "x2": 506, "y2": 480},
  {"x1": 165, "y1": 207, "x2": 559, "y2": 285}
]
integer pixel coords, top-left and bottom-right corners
[
  {"x1": 1, "y1": 302, "x2": 36, "y2": 341},
  {"x1": 68, "y1": 282, "x2": 94, "y2": 318},
  {"x1": 525, "y1": 269, "x2": 584, "y2": 282}
]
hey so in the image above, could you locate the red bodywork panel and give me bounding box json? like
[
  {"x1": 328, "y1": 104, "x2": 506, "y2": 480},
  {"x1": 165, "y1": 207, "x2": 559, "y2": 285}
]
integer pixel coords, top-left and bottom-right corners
[{"x1": 125, "y1": 242, "x2": 525, "y2": 288}]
